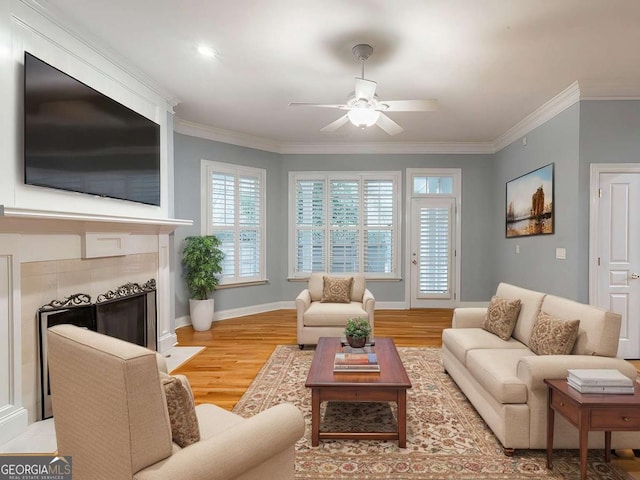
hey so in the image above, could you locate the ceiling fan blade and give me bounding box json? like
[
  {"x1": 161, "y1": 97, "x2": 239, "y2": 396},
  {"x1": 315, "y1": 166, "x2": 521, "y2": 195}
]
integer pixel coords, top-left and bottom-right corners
[
  {"x1": 354, "y1": 78, "x2": 377, "y2": 102},
  {"x1": 320, "y1": 114, "x2": 350, "y2": 133},
  {"x1": 376, "y1": 112, "x2": 404, "y2": 136},
  {"x1": 378, "y1": 99, "x2": 439, "y2": 112},
  {"x1": 289, "y1": 102, "x2": 348, "y2": 109}
]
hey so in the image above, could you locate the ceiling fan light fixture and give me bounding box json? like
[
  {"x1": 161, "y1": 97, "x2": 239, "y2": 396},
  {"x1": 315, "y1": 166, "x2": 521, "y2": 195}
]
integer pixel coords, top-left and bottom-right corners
[{"x1": 347, "y1": 108, "x2": 380, "y2": 128}]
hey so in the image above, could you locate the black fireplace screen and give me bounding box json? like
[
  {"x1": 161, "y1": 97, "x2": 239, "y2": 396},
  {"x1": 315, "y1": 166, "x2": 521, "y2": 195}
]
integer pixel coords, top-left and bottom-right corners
[{"x1": 38, "y1": 280, "x2": 156, "y2": 419}]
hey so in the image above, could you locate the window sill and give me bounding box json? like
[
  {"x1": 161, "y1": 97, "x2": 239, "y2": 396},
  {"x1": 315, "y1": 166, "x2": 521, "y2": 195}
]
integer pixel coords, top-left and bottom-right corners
[{"x1": 216, "y1": 279, "x2": 269, "y2": 289}]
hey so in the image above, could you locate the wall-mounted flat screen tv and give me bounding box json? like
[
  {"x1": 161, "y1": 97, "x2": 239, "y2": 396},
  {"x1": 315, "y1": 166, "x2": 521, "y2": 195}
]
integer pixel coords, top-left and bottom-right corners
[{"x1": 24, "y1": 52, "x2": 161, "y2": 206}]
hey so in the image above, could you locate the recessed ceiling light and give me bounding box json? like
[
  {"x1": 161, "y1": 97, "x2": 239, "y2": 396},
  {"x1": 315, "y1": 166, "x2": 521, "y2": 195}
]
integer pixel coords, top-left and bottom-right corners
[{"x1": 197, "y1": 45, "x2": 217, "y2": 58}]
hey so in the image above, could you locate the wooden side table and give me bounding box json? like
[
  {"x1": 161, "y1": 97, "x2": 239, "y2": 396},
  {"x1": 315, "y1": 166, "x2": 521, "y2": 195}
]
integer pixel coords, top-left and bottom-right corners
[{"x1": 545, "y1": 378, "x2": 640, "y2": 480}]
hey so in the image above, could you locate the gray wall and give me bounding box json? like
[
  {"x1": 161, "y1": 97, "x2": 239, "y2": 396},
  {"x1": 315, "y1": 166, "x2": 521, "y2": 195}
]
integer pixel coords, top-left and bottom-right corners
[
  {"x1": 278, "y1": 154, "x2": 495, "y2": 303},
  {"x1": 493, "y1": 104, "x2": 581, "y2": 299},
  {"x1": 173, "y1": 134, "x2": 495, "y2": 317},
  {"x1": 173, "y1": 133, "x2": 284, "y2": 317},
  {"x1": 576, "y1": 100, "x2": 640, "y2": 300}
]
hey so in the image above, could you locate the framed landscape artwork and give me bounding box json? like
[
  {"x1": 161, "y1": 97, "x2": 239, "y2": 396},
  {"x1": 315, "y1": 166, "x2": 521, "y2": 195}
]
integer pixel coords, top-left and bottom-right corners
[{"x1": 506, "y1": 163, "x2": 554, "y2": 238}]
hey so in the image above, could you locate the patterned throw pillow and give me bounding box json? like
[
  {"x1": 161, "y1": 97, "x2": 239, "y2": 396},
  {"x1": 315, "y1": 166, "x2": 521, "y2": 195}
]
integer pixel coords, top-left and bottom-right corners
[
  {"x1": 321, "y1": 276, "x2": 354, "y2": 303},
  {"x1": 528, "y1": 311, "x2": 580, "y2": 355},
  {"x1": 482, "y1": 296, "x2": 522, "y2": 341},
  {"x1": 160, "y1": 372, "x2": 200, "y2": 447}
]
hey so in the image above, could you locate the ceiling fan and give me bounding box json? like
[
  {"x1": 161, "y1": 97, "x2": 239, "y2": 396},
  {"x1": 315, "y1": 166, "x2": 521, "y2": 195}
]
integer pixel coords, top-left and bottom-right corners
[{"x1": 289, "y1": 44, "x2": 438, "y2": 136}]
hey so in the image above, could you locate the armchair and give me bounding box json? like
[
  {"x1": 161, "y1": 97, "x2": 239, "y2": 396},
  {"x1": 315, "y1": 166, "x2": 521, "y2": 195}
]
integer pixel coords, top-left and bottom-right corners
[
  {"x1": 295, "y1": 273, "x2": 375, "y2": 348},
  {"x1": 47, "y1": 324, "x2": 305, "y2": 480}
]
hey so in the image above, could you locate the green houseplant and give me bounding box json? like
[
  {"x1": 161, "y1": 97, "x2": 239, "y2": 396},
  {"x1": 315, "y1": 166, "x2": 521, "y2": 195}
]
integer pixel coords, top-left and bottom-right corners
[
  {"x1": 344, "y1": 317, "x2": 372, "y2": 348},
  {"x1": 182, "y1": 235, "x2": 224, "y2": 331}
]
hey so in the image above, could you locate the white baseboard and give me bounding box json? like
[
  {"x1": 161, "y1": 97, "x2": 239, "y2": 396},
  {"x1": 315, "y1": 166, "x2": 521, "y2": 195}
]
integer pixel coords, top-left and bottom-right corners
[
  {"x1": 214, "y1": 301, "x2": 291, "y2": 320},
  {"x1": 0, "y1": 408, "x2": 28, "y2": 446},
  {"x1": 176, "y1": 299, "x2": 484, "y2": 330},
  {"x1": 157, "y1": 332, "x2": 178, "y2": 353}
]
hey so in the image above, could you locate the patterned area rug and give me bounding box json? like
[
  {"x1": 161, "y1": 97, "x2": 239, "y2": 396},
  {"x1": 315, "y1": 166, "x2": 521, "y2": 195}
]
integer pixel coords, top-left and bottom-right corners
[{"x1": 232, "y1": 346, "x2": 630, "y2": 480}]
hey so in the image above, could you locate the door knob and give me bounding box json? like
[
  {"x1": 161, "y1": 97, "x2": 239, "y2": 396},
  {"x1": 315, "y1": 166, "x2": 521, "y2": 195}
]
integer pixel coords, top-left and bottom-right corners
[
  {"x1": 631, "y1": 273, "x2": 640, "y2": 280},
  {"x1": 412, "y1": 259, "x2": 417, "y2": 265}
]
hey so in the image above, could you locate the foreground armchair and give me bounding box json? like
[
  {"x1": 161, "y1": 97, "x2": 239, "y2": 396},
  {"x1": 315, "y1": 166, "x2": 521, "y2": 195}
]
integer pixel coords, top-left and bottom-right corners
[
  {"x1": 296, "y1": 272, "x2": 375, "y2": 347},
  {"x1": 47, "y1": 324, "x2": 305, "y2": 480}
]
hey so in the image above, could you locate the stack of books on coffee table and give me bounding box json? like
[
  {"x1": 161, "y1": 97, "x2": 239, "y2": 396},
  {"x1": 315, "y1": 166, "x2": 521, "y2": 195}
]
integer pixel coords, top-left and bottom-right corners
[
  {"x1": 334, "y1": 352, "x2": 380, "y2": 372},
  {"x1": 567, "y1": 369, "x2": 635, "y2": 394}
]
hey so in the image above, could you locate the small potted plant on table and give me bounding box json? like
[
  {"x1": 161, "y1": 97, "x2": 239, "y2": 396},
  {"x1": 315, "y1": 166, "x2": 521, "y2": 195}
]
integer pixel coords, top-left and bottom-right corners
[{"x1": 344, "y1": 317, "x2": 372, "y2": 348}]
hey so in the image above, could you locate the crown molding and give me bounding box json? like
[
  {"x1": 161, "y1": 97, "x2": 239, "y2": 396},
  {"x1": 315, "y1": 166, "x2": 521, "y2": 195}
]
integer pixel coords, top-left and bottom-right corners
[
  {"x1": 174, "y1": 118, "x2": 283, "y2": 153},
  {"x1": 279, "y1": 142, "x2": 494, "y2": 155},
  {"x1": 175, "y1": 118, "x2": 494, "y2": 155},
  {"x1": 175, "y1": 80, "x2": 638, "y2": 156},
  {"x1": 20, "y1": 0, "x2": 181, "y2": 108},
  {"x1": 493, "y1": 81, "x2": 581, "y2": 152}
]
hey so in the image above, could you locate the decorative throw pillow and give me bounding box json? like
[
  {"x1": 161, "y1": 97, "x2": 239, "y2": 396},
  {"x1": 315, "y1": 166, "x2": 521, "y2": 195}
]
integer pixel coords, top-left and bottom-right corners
[
  {"x1": 321, "y1": 276, "x2": 353, "y2": 303},
  {"x1": 482, "y1": 296, "x2": 522, "y2": 341},
  {"x1": 528, "y1": 311, "x2": 580, "y2": 355},
  {"x1": 160, "y1": 372, "x2": 200, "y2": 448}
]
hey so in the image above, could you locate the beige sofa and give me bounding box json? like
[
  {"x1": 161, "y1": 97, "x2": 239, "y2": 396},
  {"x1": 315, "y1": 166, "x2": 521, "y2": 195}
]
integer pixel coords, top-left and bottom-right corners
[
  {"x1": 47, "y1": 324, "x2": 305, "y2": 480},
  {"x1": 442, "y1": 282, "x2": 640, "y2": 454},
  {"x1": 296, "y1": 272, "x2": 375, "y2": 347}
]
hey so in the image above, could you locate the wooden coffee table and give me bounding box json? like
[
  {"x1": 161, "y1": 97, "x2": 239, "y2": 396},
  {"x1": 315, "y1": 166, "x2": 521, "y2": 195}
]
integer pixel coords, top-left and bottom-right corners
[
  {"x1": 545, "y1": 378, "x2": 640, "y2": 480},
  {"x1": 305, "y1": 337, "x2": 412, "y2": 447}
]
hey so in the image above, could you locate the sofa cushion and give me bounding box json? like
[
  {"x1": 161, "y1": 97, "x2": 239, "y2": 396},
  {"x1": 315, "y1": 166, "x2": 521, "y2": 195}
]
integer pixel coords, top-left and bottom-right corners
[
  {"x1": 303, "y1": 301, "x2": 367, "y2": 326},
  {"x1": 495, "y1": 283, "x2": 546, "y2": 346},
  {"x1": 321, "y1": 276, "x2": 353, "y2": 303},
  {"x1": 541, "y1": 294, "x2": 621, "y2": 357},
  {"x1": 482, "y1": 296, "x2": 521, "y2": 340},
  {"x1": 528, "y1": 311, "x2": 580, "y2": 355},
  {"x1": 441, "y1": 328, "x2": 529, "y2": 366},
  {"x1": 466, "y1": 349, "x2": 534, "y2": 404},
  {"x1": 160, "y1": 372, "x2": 200, "y2": 448},
  {"x1": 309, "y1": 272, "x2": 366, "y2": 302}
]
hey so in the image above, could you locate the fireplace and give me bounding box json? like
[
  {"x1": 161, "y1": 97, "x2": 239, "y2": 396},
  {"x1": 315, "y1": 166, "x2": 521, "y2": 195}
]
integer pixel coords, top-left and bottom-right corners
[{"x1": 38, "y1": 280, "x2": 157, "y2": 419}]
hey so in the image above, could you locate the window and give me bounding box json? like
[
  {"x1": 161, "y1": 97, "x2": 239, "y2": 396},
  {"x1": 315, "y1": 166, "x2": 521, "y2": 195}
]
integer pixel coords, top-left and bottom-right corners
[
  {"x1": 202, "y1": 161, "x2": 266, "y2": 285},
  {"x1": 289, "y1": 172, "x2": 400, "y2": 278}
]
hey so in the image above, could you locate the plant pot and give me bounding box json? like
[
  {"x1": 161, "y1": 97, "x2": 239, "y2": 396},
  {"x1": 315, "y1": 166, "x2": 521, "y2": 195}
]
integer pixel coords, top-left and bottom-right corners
[
  {"x1": 189, "y1": 298, "x2": 214, "y2": 331},
  {"x1": 346, "y1": 336, "x2": 366, "y2": 348}
]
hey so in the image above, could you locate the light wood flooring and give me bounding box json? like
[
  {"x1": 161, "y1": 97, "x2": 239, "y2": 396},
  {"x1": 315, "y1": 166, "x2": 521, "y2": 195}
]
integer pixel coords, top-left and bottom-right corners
[{"x1": 172, "y1": 308, "x2": 640, "y2": 478}]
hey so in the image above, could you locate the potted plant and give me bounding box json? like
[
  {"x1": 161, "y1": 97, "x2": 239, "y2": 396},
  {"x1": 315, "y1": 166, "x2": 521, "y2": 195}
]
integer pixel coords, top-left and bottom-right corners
[
  {"x1": 182, "y1": 235, "x2": 224, "y2": 331},
  {"x1": 344, "y1": 317, "x2": 372, "y2": 348}
]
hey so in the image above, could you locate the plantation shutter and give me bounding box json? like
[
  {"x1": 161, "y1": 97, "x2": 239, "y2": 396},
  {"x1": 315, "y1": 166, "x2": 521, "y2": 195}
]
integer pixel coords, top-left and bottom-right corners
[
  {"x1": 206, "y1": 161, "x2": 265, "y2": 285},
  {"x1": 418, "y1": 199, "x2": 453, "y2": 298},
  {"x1": 211, "y1": 173, "x2": 236, "y2": 279},
  {"x1": 295, "y1": 179, "x2": 326, "y2": 273},
  {"x1": 238, "y1": 175, "x2": 260, "y2": 277},
  {"x1": 364, "y1": 179, "x2": 394, "y2": 273},
  {"x1": 329, "y1": 180, "x2": 360, "y2": 273}
]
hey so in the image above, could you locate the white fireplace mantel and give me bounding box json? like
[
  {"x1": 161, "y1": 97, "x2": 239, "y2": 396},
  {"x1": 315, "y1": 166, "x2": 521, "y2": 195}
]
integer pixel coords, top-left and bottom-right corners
[{"x1": 0, "y1": 206, "x2": 193, "y2": 234}]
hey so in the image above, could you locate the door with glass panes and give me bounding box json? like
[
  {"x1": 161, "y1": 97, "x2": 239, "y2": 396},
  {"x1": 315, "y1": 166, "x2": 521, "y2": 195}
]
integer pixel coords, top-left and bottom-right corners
[{"x1": 408, "y1": 170, "x2": 459, "y2": 308}]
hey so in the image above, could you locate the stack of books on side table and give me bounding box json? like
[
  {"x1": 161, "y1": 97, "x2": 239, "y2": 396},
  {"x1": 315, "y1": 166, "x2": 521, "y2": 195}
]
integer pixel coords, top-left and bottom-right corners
[
  {"x1": 567, "y1": 369, "x2": 635, "y2": 394},
  {"x1": 334, "y1": 352, "x2": 380, "y2": 372}
]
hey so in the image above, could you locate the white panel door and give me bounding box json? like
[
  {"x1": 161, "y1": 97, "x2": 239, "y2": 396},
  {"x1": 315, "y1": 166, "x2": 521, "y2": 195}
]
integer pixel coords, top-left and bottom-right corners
[
  {"x1": 410, "y1": 198, "x2": 455, "y2": 307},
  {"x1": 596, "y1": 173, "x2": 640, "y2": 359}
]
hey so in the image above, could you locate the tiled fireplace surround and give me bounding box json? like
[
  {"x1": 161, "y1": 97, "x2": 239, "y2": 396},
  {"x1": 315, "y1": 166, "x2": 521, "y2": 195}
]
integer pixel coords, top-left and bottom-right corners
[
  {"x1": 0, "y1": 212, "x2": 186, "y2": 445},
  {"x1": 21, "y1": 252, "x2": 158, "y2": 423}
]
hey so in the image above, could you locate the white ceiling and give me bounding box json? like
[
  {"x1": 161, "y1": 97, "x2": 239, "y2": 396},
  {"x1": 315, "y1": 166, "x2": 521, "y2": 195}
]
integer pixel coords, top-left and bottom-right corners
[{"x1": 40, "y1": 0, "x2": 640, "y2": 147}]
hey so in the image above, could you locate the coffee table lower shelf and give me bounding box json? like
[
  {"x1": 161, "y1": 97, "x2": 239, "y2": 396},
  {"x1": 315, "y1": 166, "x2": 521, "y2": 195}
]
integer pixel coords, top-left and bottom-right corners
[{"x1": 310, "y1": 386, "x2": 407, "y2": 447}]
